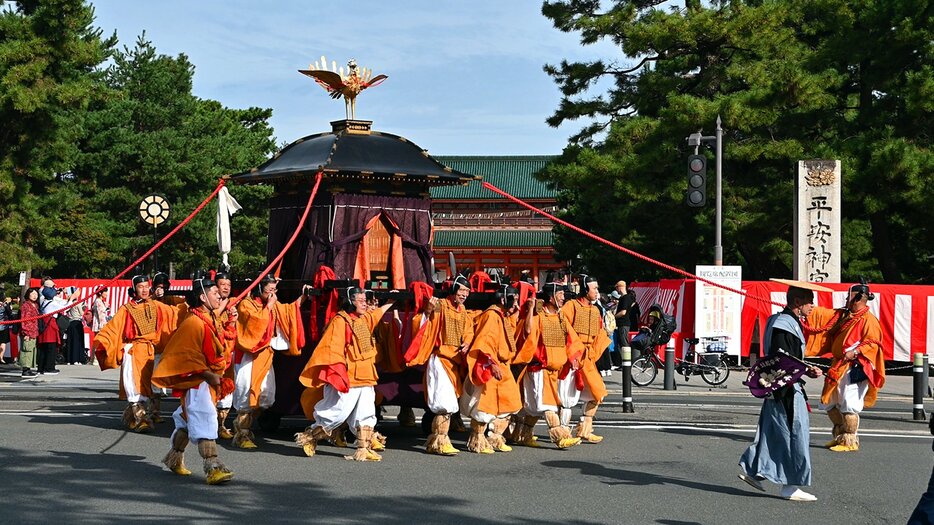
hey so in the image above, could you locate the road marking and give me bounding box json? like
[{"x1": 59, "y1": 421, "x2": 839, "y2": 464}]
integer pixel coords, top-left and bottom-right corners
[
  {"x1": 599, "y1": 401, "x2": 914, "y2": 417},
  {"x1": 1, "y1": 410, "x2": 928, "y2": 439},
  {"x1": 604, "y1": 389, "x2": 914, "y2": 401},
  {"x1": 594, "y1": 421, "x2": 932, "y2": 438}
]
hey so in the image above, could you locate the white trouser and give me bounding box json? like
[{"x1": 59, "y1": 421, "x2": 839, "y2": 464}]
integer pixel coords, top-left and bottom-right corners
[
  {"x1": 171, "y1": 382, "x2": 218, "y2": 442},
  {"x1": 819, "y1": 368, "x2": 869, "y2": 414},
  {"x1": 151, "y1": 354, "x2": 169, "y2": 396},
  {"x1": 232, "y1": 353, "x2": 276, "y2": 411},
  {"x1": 522, "y1": 370, "x2": 557, "y2": 416},
  {"x1": 313, "y1": 385, "x2": 377, "y2": 434},
  {"x1": 120, "y1": 344, "x2": 148, "y2": 404},
  {"x1": 557, "y1": 370, "x2": 596, "y2": 409},
  {"x1": 426, "y1": 354, "x2": 459, "y2": 414},
  {"x1": 458, "y1": 380, "x2": 516, "y2": 424},
  {"x1": 216, "y1": 393, "x2": 233, "y2": 410},
  {"x1": 557, "y1": 370, "x2": 580, "y2": 408}
]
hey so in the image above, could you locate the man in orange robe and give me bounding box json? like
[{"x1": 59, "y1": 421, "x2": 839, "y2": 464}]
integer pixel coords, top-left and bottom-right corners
[
  {"x1": 213, "y1": 271, "x2": 236, "y2": 439},
  {"x1": 461, "y1": 285, "x2": 522, "y2": 454},
  {"x1": 806, "y1": 281, "x2": 885, "y2": 452},
  {"x1": 153, "y1": 278, "x2": 237, "y2": 485},
  {"x1": 559, "y1": 275, "x2": 610, "y2": 443},
  {"x1": 294, "y1": 287, "x2": 396, "y2": 461},
  {"x1": 231, "y1": 275, "x2": 308, "y2": 449},
  {"x1": 93, "y1": 275, "x2": 178, "y2": 432},
  {"x1": 512, "y1": 283, "x2": 583, "y2": 449},
  {"x1": 150, "y1": 271, "x2": 190, "y2": 424},
  {"x1": 405, "y1": 275, "x2": 474, "y2": 456}
]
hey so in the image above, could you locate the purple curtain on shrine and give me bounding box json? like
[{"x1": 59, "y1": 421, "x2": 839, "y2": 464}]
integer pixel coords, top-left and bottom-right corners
[
  {"x1": 268, "y1": 191, "x2": 433, "y2": 286},
  {"x1": 329, "y1": 193, "x2": 433, "y2": 286},
  {"x1": 266, "y1": 191, "x2": 333, "y2": 281}
]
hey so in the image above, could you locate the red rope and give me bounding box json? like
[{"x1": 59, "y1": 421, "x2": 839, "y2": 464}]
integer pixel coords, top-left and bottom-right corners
[
  {"x1": 2, "y1": 179, "x2": 228, "y2": 326},
  {"x1": 480, "y1": 181, "x2": 783, "y2": 308},
  {"x1": 231, "y1": 171, "x2": 323, "y2": 305}
]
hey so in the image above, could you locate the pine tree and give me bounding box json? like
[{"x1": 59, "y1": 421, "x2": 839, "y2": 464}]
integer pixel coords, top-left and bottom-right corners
[
  {"x1": 69, "y1": 35, "x2": 276, "y2": 277},
  {"x1": 0, "y1": 0, "x2": 115, "y2": 278},
  {"x1": 541, "y1": 0, "x2": 933, "y2": 283}
]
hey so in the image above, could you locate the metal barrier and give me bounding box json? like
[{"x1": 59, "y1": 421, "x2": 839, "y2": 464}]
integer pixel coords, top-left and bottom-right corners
[
  {"x1": 914, "y1": 353, "x2": 928, "y2": 421},
  {"x1": 621, "y1": 346, "x2": 634, "y2": 413},
  {"x1": 664, "y1": 343, "x2": 676, "y2": 391}
]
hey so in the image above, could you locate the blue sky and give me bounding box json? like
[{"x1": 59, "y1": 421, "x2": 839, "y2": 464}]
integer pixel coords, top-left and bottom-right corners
[{"x1": 90, "y1": 1, "x2": 620, "y2": 155}]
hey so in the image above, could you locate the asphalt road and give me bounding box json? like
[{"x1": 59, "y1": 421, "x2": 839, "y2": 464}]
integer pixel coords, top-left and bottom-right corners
[{"x1": 1, "y1": 362, "x2": 931, "y2": 524}]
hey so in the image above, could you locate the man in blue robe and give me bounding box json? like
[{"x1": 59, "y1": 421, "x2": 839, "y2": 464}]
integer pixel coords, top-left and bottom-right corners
[{"x1": 739, "y1": 279, "x2": 828, "y2": 502}]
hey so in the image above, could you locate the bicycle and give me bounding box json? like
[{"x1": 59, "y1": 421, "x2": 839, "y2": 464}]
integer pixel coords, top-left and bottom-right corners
[
  {"x1": 676, "y1": 337, "x2": 730, "y2": 386},
  {"x1": 630, "y1": 336, "x2": 731, "y2": 386}
]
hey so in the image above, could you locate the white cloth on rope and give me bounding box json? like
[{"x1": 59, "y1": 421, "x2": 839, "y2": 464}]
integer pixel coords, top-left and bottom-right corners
[{"x1": 216, "y1": 186, "x2": 242, "y2": 268}]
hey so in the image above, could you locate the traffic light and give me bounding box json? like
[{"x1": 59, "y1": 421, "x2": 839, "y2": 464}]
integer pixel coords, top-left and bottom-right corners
[{"x1": 686, "y1": 154, "x2": 706, "y2": 207}]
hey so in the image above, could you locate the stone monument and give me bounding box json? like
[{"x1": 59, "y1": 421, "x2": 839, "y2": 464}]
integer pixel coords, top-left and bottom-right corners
[{"x1": 794, "y1": 160, "x2": 841, "y2": 282}]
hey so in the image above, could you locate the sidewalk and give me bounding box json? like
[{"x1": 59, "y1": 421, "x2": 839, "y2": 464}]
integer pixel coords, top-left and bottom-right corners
[
  {"x1": 0, "y1": 360, "x2": 121, "y2": 389},
  {"x1": 599, "y1": 364, "x2": 920, "y2": 399},
  {"x1": 1, "y1": 359, "x2": 924, "y2": 399}
]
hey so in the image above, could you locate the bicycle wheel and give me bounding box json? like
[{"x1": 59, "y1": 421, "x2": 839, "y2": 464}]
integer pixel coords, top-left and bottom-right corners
[
  {"x1": 631, "y1": 357, "x2": 658, "y2": 386},
  {"x1": 701, "y1": 357, "x2": 730, "y2": 385}
]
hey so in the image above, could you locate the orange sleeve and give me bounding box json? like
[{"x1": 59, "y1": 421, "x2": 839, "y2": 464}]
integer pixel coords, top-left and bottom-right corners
[
  {"x1": 152, "y1": 315, "x2": 210, "y2": 391},
  {"x1": 467, "y1": 310, "x2": 501, "y2": 385},
  {"x1": 93, "y1": 307, "x2": 129, "y2": 370},
  {"x1": 805, "y1": 306, "x2": 837, "y2": 357},
  {"x1": 404, "y1": 310, "x2": 441, "y2": 366},
  {"x1": 862, "y1": 314, "x2": 886, "y2": 387},
  {"x1": 299, "y1": 315, "x2": 350, "y2": 391},
  {"x1": 236, "y1": 299, "x2": 272, "y2": 353},
  {"x1": 592, "y1": 326, "x2": 611, "y2": 354},
  {"x1": 273, "y1": 299, "x2": 305, "y2": 356},
  {"x1": 155, "y1": 301, "x2": 180, "y2": 351}
]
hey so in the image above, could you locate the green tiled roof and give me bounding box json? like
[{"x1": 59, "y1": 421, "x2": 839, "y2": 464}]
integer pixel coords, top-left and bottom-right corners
[
  {"x1": 431, "y1": 156, "x2": 558, "y2": 200},
  {"x1": 433, "y1": 230, "x2": 554, "y2": 248}
]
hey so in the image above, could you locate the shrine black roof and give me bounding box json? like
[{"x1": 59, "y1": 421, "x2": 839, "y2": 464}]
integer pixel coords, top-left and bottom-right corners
[{"x1": 230, "y1": 123, "x2": 479, "y2": 186}]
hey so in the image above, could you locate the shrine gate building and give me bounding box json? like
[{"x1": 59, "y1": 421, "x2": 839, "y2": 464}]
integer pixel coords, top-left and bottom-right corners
[{"x1": 430, "y1": 155, "x2": 566, "y2": 285}]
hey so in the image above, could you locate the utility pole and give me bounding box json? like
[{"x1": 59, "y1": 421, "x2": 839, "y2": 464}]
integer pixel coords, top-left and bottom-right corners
[
  {"x1": 685, "y1": 115, "x2": 724, "y2": 266},
  {"x1": 715, "y1": 116, "x2": 723, "y2": 266}
]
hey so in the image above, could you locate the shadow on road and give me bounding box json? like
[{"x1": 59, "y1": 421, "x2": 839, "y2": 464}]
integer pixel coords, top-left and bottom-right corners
[
  {"x1": 3, "y1": 445, "x2": 593, "y2": 525},
  {"x1": 541, "y1": 459, "x2": 779, "y2": 500},
  {"x1": 660, "y1": 427, "x2": 751, "y2": 443}
]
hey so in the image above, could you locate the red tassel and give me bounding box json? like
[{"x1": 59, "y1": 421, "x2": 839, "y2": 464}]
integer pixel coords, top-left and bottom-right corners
[{"x1": 218, "y1": 377, "x2": 235, "y2": 398}]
